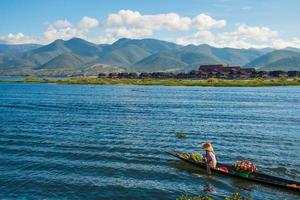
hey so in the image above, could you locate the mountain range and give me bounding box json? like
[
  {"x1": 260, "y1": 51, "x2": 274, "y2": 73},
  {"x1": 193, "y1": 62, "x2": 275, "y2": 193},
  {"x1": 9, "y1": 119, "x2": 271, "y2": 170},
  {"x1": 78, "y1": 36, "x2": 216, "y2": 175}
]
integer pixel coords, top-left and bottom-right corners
[{"x1": 1, "y1": 37, "x2": 300, "y2": 76}]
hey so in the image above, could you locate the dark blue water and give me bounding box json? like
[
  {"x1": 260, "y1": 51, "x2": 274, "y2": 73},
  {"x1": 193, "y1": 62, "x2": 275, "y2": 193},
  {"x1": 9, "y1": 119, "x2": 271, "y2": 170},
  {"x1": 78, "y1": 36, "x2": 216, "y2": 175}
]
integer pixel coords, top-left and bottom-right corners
[{"x1": 0, "y1": 83, "x2": 299, "y2": 200}]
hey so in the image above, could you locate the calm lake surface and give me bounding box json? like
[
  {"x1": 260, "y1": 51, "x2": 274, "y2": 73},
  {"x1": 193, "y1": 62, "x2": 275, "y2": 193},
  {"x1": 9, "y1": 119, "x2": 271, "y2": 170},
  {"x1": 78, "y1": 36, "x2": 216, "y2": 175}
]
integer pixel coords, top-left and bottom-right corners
[{"x1": 0, "y1": 83, "x2": 299, "y2": 200}]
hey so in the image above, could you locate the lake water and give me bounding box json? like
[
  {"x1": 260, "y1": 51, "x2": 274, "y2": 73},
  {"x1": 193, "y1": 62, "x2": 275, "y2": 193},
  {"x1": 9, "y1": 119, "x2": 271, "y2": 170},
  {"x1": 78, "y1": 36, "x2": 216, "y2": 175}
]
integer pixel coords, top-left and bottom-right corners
[{"x1": 0, "y1": 83, "x2": 299, "y2": 200}]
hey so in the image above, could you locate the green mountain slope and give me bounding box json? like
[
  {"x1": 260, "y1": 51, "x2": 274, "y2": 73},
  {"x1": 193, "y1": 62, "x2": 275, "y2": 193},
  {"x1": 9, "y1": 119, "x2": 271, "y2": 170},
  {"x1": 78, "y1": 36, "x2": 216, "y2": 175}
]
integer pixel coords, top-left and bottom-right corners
[
  {"x1": 130, "y1": 50, "x2": 223, "y2": 72},
  {"x1": 284, "y1": 47, "x2": 300, "y2": 53},
  {"x1": 245, "y1": 50, "x2": 300, "y2": 70},
  {"x1": 181, "y1": 44, "x2": 263, "y2": 66},
  {"x1": 211, "y1": 48, "x2": 262, "y2": 65},
  {"x1": 37, "y1": 54, "x2": 85, "y2": 70},
  {"x1": 131, "y1": 53, "x2": 188, "y2": 72},
  {"x1": 1, "y1": 37, "x2": 300, "y2": 75},
  {"x1": 0, "y1": 38, "x2": 103, "y2": 73},
  {"x1": 64, "y1": 38, "x2": 101, "y2": 56},
  {"x1": 21, "y1": 39, "x2": 72, "y2": 67},
  {"x1": 0, "y1": 44, "x2": 42, "y2": 55},
  {"x1": 260, "y1": 56, "x2": 300, "y2": 71},
  {"x1": 24, "y1": 38, "x2": 99, "y2": 67},
  {"x1": 97, "y1": 44, "x2": 152, "y2": 67},
  {"x1": 105, "y1": 38, "x2": 181, "y2": 53},
  {"x1": 0, "y1": 44, "x2": 43, "y2": 71},
  {"x1": 177, "y1": 51, "x2": 224, "y2": 70}
]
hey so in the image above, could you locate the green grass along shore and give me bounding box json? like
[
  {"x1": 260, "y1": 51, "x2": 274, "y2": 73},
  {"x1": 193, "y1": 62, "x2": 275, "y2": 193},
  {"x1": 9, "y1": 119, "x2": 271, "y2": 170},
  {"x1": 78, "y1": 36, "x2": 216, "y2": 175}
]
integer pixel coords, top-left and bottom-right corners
[{"x1": 1, "y1": 76, "x2": 300, "y2": 87}]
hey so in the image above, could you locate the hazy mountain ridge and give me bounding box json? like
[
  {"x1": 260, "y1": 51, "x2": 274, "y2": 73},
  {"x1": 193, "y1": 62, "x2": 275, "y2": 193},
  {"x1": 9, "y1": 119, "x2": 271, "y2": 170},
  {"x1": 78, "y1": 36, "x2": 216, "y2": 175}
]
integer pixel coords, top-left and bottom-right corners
[
  {"x1": 1, "y1": 37, "x2": 300, "y2": 76},
  {"x1": 0, "y1": 44, "x2": 42, "y2": 56},
  {"x1": 245, "y1": 50, "x2": 300, "y2": 71}
]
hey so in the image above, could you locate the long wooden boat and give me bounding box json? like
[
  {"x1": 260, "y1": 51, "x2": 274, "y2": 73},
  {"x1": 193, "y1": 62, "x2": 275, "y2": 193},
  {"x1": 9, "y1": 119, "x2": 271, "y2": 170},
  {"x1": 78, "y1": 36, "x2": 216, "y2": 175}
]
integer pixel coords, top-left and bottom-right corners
[{"x1": 167, "y1": 150, "x2": 300, "y2": 192}]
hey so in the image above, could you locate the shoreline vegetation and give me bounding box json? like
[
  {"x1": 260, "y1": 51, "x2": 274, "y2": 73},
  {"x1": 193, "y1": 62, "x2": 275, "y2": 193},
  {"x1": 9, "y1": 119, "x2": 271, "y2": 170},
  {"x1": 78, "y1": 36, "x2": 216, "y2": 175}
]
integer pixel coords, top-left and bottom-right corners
[{"x1": 1, "y1": 76, "x2": 300, "y2": 87}]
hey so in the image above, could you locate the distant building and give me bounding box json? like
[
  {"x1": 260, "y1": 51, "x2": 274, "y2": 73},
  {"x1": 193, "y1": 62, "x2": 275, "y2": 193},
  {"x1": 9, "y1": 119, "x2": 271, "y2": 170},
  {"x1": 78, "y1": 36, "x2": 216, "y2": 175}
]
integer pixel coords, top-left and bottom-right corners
[
  {"x1": 98, "y1": 73, "x2": 107, "y2": 78},
  {"x1": 98, "y1": 64, "x2": 299, "y2": 80},
  {"x1": 198, "y1": 64, "x2": 255, "y2": 79},
  {"x1": 198, "y1": 64, "x2": 224, "y2": 72},
  {"x1": 268, "y1": 71, "x2": 288, "y2": 78},
  {"x1": 287, "y1": 71, "x2": 299, "y2": 77},
  {"x1": 256, "y1": 71, "x2": 268, "y2": 78}
]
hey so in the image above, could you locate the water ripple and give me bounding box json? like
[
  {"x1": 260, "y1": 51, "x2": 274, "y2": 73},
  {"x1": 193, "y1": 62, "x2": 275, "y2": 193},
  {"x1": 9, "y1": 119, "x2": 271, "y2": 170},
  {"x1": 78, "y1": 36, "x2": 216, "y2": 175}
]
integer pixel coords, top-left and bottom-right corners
[{"x1": 0, "y1": 83, "x2": 300, "y2": 200}]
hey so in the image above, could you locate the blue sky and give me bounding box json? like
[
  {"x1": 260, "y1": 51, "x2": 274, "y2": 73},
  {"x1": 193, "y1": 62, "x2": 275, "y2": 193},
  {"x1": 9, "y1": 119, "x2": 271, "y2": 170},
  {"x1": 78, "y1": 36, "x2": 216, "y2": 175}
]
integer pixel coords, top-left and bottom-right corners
[{"x1": 1, "y1": 0, "x2": 300, "y2": 48}]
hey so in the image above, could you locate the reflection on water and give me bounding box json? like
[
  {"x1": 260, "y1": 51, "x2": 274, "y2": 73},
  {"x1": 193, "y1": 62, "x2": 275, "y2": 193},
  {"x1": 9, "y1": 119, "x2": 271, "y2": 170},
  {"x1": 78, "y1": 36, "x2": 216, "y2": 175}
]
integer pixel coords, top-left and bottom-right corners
[{"x1": 0, "y1": 83, "x2": 299, "y2": 200}]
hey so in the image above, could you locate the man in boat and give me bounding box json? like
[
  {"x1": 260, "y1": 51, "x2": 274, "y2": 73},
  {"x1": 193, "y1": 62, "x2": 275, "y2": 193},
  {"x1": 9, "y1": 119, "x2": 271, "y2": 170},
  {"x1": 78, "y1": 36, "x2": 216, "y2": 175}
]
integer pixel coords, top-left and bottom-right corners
[{"x1": 202, "y1": 143, "x2": 217, "y2": 174}]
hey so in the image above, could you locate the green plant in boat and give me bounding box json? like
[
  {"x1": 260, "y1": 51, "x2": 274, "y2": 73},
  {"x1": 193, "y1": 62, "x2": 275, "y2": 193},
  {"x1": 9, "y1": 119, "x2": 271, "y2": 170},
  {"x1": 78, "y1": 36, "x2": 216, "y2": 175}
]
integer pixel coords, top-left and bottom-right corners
[
  {"x1": 190, "y1": 153, "x2": 203, "y2": 162},
  {"x1": 176, "y1": 132, "x2": 187, "y2": 139}
]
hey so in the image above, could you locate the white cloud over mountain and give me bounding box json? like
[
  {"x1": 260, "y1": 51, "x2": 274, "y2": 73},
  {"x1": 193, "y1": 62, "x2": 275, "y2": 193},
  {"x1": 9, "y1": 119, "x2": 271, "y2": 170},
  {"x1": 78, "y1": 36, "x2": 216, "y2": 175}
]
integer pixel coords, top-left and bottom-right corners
[
  {"x1": 43, "y1": 20, "x2": 85, "y2": 41},
  {"x1": 101, "y1": 10, "x2": 192, "y2": 41},
  {"x1": 52, "y1": 20, "x2": 72, "y2": 29},
  {"x1": 1, "y1": 9, "x2": 300, "y2": 49},
  {"x1": 106, "y1": 10, "x2": 192, "y2": 31},
  {"x1": 43, "y1": 17, "x2": 100, "y2": 41},
  {"x1": 176, "y1": 30, "x2": 215, "y2": 46},
  {"x1": 192, "y1": 14, "x2": 226, "y2": 30},
  {"x1": 0, "y1": 33, "x2": 39, "y2": 44},
  {"x1": 103, "y1": 10, "x2": 227, "y2": 40},
  {"x1": 77, "y1": 16, "x2": 99, "y2": 29},
  {"x1": 272, "y1": 38, "x2": 300, "y2": 49},
  {"x1": 219, "y1": 24, "x2": 277, "y2": 43},
  {"x1": 176, "y1": 24, "x2": 282, "y2": 49}
]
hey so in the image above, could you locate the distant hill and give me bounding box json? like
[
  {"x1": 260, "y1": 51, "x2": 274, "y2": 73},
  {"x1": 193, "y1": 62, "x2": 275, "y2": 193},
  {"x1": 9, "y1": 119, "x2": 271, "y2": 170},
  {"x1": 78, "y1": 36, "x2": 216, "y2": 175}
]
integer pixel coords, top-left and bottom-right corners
[
  {"x1": 1, "y1": 37, "x2": 300, "y2": 76},
  {"x1": 260, "y1": 56, "x2": 300, "y2": 71},
  {"x1": 284, "y1": 47, "x2": 300, "y2": 53},
  {"x1": 0, "y1": 44, "x2": 43, "y2": 74},
  {"x1": 96, "y1": 44, "x2": 152, "y2": 67},
  {"x1": 104, "y1": 38, "x2": 181, "y2": 53},
  {"x1": 0, "y1": 38, "x2": 108, "y2": 75},
  {"x1": 130, "y1": 50, "x2": 224, "y2": 72},
  {"x1": 37, "y1": 54, "x2": 85, "y2": 70},
  {"x1": 245, "y1": 50, "x2": 300, "y2": 71},
  {"x1": 0, "y1": 43, "x2": 42, "y2": 55},
  {"x1": 131, "y1": 52, "x2": 188, "y2": 72},
  {"x1": 190, "y1": 44, "x2": 264, "y2": 66}
]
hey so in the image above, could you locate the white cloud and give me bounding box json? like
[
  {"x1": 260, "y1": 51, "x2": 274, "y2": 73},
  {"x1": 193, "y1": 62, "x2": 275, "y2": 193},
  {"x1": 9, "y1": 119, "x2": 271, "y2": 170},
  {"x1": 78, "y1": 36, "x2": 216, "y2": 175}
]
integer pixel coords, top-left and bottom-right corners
[
  {"x1": 0, "y1": 18, "x2": 95, "y2": 44},
  {"x1": 92, "y1": 36, "x2": 117, "y2": 44},
  {"x1": 214, "y1": 24, "x2": 278, "y2": 48},
  {"x1": 43, "y1": 20, "x2": 84, "y2": 41},
  {"x1": 175, "y1": 23, "x2": 279, "y2": 48},
  {"x1": 43, "y1": 17, "x2": 99, "y2": 42},
  {"x1": 272, "y1": 38, "x2": 300, "y2": 49},
  {"x1": 0, "y1": 32, "x2": 40, "y2": 44},
  {"x1": 105, "y1": 26, "x2": 152, "y2": 38},
  {"x1": 101, "y1": 10, "x2": 192, "y2": 43},
  {"x1": 77, "y1": 16, "x2": 99, "y2": 29},
  {"x1": 106, "y1": 9, "x2": 192, "y2": 31},
  {"x1": 0, "y1": 10, "x2": 227, "y2": 45},
  {"x1": 52, "y1": 20, "x2": 72, "y2": 29},
  {"x1": 220, "y1": 24, "x2": 278, "y2": 42},
  {"x1": 1, "y1": 10, "x2": 299, "y2": 49},
  {"x1": 192, "y1": 14, "x2": 226, "y2": 30},
  {"x1": 215, "y1": 37, "x2": 269, "y2": 49},
  {"x1": 92, "y1": 26, "x2": 153, "y2": 45},
  {"x1": 176, "y1": 30, "x2": 215, "y2": 45},
  {"x1": 100, "y1": 10, "x2": 226, "y2": 43},
  {"x1": 107, "y1": 10, "x2": 140, "y2": 26}
]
